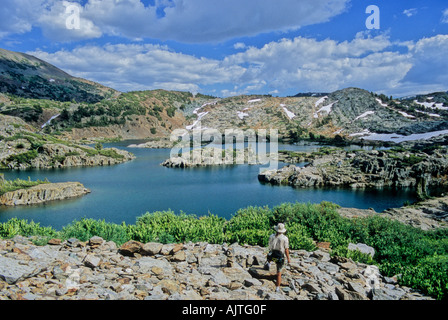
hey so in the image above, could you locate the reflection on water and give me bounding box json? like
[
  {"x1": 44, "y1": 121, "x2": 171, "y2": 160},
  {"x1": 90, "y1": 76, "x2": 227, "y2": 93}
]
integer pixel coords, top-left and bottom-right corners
[{"x1": 0, "y1": 141, "x2": 415, "y2": 230}]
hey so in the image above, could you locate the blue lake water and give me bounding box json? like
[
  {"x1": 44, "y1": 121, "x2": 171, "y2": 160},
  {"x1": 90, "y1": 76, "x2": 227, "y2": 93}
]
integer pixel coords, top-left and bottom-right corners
[{"x1": 0, "y1": 141, "x2": 416, "y2": 230}]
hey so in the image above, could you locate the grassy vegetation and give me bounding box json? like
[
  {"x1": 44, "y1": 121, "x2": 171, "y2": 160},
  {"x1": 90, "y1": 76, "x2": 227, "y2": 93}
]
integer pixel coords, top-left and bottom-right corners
[
  {"x1": 0, "y1": 201, "x2": 446, "y2": 299},
  {"x1": 1, "y1": 90, "x2": 200, "y2": 135},
  {"x1": 0, "y1": 176, "x2": 49, "y2": 196},
  {"x1": 1, "y1": 130, "x2": 126, "y2": 169}
]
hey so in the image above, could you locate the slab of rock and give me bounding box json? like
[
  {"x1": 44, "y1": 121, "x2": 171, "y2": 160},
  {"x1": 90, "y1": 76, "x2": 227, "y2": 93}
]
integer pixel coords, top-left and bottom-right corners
[
  {"x1": 0, "y1": 238, "x2": 436, "y2": 301},
  {"x1": 141, "y1": 242, "x2": 163, "y2": 256},
  {"x1": 0, "y1": 256, "x2": 44, "y2": 284},
  {"x1": 248, "y1": 266, "x2": 277, "y2": 280},
  {"x1": 0, "y1": 182, "x2": 90, "y2": 206},
  {"x1": 348, "y1": 243, "x2": 375, "y2": 258},
  {"x1": 118, "y1": 240, "x2": 143, "y2": 257}
]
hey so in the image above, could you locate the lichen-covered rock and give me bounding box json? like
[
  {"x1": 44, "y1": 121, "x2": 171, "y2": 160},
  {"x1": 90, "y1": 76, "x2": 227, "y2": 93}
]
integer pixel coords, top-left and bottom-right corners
[
  {"x1": 259, "y1": 147, "x2": 448, "y2": 192},
  {"x1": 0, "y1": 237, "x2": 434, "y2": 301}
]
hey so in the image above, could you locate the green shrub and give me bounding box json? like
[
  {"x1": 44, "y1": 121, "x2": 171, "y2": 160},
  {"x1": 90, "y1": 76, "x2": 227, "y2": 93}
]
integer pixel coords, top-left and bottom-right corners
[
  {"x1": 128, "y1": 210, "x2": 226, "y2": 244},
  {"x1": 286, "y1": 224, "x2": 316, "y2": 251},
  {"x1": 396, "y1": 255, "x2": 448, "y2": 300},
  {"x1": 0, "y1": 218, "x2": 57, "y2": 239},
  {"x1": 166, "y1": 106, "x2": 176, "y2": 118},
  {"x1": 7, "y1": 149, "x2": 38, "y2": 164},
  {"x1": 60, "y1": 218, "x2": 129, "y2": 245},
  {"x1": 0, "y1": 201, "x2": 447, "y2": 300},
  {"x1": 0, "y1": 177, "x2": 49, "y2": 196}
]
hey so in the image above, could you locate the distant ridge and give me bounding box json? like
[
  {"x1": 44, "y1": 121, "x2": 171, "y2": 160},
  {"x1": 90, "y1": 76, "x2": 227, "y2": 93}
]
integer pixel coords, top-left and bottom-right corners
[
  {"x1": 1, "y1": 47, "x2": 448, "y2": 144},
  {"x1": 291, "y1": 92, "x2": 329, "y2": 97},
  {"x1": 0, "y1": 48, "x2": 117, "y2": 103}
]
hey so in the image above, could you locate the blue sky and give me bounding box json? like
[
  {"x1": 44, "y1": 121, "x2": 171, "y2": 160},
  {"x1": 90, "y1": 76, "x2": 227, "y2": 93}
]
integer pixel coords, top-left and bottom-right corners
[{"x1": 1, "y1": 0, "x2": 447, "y2": 97}]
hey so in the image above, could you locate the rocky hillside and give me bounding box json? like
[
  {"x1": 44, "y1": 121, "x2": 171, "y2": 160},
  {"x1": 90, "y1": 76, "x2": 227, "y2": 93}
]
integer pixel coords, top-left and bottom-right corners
[
  {"x1": 0, "y1": 89, "x2": 212, "y2": 143},
  {"x1": 0, "y1": 236, "x2": 433, "y2": 301},
  {"x1": 183, "y1": 88, "x2": 448, "y2": 143},
  {"x1": 0, "y1": 114, "x2": 135, "y2": 170},
  {"x1": 258, "y1": 145, "x2": 448, "y2": 194},
  {"x1": 1, "y1": 48, "x2": 447, "y2": 146},
  {"x1": 0, "y1": 48, "x2": 116, "y2": 103}
]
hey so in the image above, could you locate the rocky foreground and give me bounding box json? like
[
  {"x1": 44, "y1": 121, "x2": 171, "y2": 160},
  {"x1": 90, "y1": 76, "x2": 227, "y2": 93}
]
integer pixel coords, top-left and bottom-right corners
[
  {"x1": 0, "y1": 182, "x2": 90, "y2": 206},
  {"x1": 0, "y1": 236, "x2": 433, "y2": 300}
]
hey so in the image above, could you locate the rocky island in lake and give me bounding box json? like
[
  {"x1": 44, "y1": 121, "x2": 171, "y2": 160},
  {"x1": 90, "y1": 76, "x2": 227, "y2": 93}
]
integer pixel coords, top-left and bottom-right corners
[
  {"x1": 0, "y1": 181, "x2": 90, "y2": 206},
  {"x1": 259, "y1": 143, "x2": 448, "y2": 198},
  {"x1": 0, "y1": 114, "x2": 135, "y2": 170},
  {"x1": 0, "y1": 175, "x2": 90, "y2": 206}
]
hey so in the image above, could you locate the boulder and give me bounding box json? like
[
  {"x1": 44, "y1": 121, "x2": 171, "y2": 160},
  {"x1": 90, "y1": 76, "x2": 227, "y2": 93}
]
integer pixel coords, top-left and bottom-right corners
[
  {"x1": 83, "y1": 255, "x2": 102, "y2": 269},
  {"x1": 118, "y1": 241, "x2": 143, "y2": 257},
  {"x1": 248, "y1": 266, "x2": 277, "y2": 280},
  {"x1": 348, "y1": 243, "x2": 375, "y2": 258},
  {"x1": 0, "y1": 182, "x2": 90, "y2": 206},
  {"x1": 141, "y1": 242, "x2": 163, "y2": 256},
  {"x1": 89, "y1": 236, "x2": 104, "y2": 247},
  {"x1": 0, "y1": 256, "x2": 44, "y2": 284}
]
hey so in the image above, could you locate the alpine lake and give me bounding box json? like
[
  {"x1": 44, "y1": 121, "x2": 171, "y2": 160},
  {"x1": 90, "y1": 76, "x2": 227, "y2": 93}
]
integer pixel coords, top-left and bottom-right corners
[{"x1": 0, "y1": 140, "x2": 417, "y2": 230}]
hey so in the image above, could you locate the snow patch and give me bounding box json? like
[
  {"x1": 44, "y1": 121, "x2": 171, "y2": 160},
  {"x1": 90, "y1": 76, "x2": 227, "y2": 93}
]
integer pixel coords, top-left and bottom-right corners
[
  {"x1": 186, "y1": 112, "x2": 209, "y2": 130},
  {"x1": 237, "y1": 111, "x2": 249, "y2": 120},
  {"x1": 248, "y1": 99, "x2": 261, "y2": 103},
  {"x1": 313, "y1": 101, "x2": 337, "y2": 118},
  {"x1": 375, "y1": 98, "x2": 388, "y2": 108},
  {"x1": 186, "y1": 101, "x2": 216, "y2": 130},
  {"x1": 415, "y1": 110, "x2": 441, "y2": 118},
  {"x1": 354, "y1": 111, "x2": 375, "y2": 121},
  {"x1": 333, "y1": 128, "x2": 344, "y2": 135},
  {"x1": 280, "y1": 104, "x2": 295, "y2": 119},
  {"x1": 414, "y1": 100, "x2": 448, "y2": 110},
  {"x1": 314, "y1": 96, "x2": 328, "y2": 107},
  {"x1": 349, "y1": 129, "x2": 371, "y2": 137},
  {"x1": 41, "y1": 114, "x2": 60, "y2": 129},
  {"x1": 350, "y1": 129, "x2": 448, "y2": 143},
  {"x1": 398, "y1": 111, "x2": 415, "y2": 119}
]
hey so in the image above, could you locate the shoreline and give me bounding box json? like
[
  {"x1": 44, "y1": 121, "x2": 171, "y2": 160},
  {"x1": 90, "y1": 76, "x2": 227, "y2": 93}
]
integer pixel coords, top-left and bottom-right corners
[{"x1": 0, "y1": 181, "x2": 90, "y2": 207}]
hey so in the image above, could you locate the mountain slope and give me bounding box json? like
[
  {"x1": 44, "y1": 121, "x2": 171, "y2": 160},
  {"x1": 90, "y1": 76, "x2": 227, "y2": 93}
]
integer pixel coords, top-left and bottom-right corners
[
  {"x1": 0, "y1": 113, "x2": 134, "y2": 170},
  {"x1": 1, "y1": 48, "x2": 448, "y2": 145},
  {"x1": 0, "y1": 48, "x2": 117, "y2": 103},
  {"x1": 181, "y1": 87, "x2": 448, "y2": 143}
]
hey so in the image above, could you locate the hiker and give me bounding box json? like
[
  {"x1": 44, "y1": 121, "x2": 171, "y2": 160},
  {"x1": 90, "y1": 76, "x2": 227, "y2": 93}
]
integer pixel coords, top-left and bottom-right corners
[{"x1": 265, "y1": 223, "x2": 291, "y2": 292}]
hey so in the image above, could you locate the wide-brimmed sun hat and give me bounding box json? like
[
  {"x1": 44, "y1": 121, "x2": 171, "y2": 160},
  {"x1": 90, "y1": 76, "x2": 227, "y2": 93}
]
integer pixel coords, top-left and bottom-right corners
[{"x1": 275, "y1": 223, "x2": 287, "y2": 233}]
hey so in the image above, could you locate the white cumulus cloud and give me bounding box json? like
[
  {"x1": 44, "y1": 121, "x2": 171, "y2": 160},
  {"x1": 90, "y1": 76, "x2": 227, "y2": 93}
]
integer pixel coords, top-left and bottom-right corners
[
  {"x1": 403, "y1": 8, "x2": 418, "y2": 17},
  {"x1": 28, "y1": 43, "x2": 246, "y2": 92},
  {"x1": 27, "y1": 33, "x2": 448, "y2": 98},
  {"x1": 224, "y1": 33, "x2": 411, "y2": 94},
  {"x1": 0, "y1": 0, "x2": 44, "y2": 38},
  {"x1": 1, "y1": 0, "x2": 351, "y2": 42}
]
